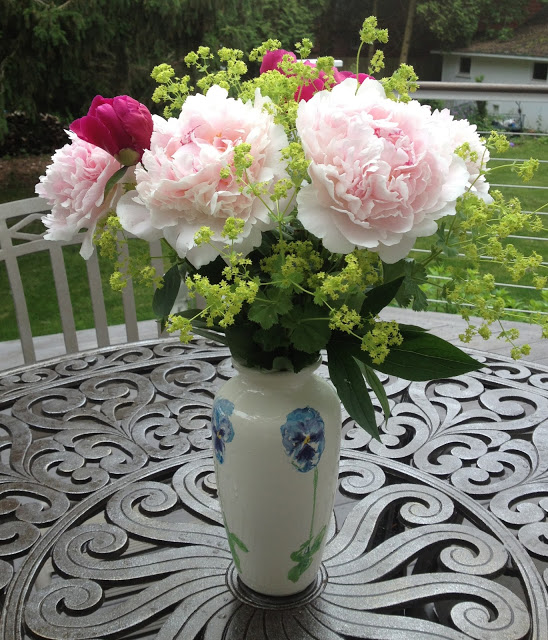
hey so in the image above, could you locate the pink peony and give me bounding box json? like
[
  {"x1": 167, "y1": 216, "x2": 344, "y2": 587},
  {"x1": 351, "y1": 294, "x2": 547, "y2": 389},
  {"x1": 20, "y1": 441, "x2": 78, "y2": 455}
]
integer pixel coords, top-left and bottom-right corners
[
  {"x1": 295, "y1": 78, "x2": 472, "y2": 263},
  {"x1": 36, "y1": 132, "x2": 124, "y2": 259},
  {"x1": 260, "y1": 50, "x2": 372, "y2": 102},
  {"x1": 70, "y1": 95, "x2": 153, "y2": 165},
  {"x1": 116, "y1": 85, "x2": 292, "y2": 268}
]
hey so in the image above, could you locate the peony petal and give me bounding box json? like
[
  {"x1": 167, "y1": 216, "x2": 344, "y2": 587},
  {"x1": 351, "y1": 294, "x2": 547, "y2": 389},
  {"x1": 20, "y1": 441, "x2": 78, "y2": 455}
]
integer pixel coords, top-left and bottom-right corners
[{"x1": 116, "y1": 192, "x2": 163, "y2": 241}]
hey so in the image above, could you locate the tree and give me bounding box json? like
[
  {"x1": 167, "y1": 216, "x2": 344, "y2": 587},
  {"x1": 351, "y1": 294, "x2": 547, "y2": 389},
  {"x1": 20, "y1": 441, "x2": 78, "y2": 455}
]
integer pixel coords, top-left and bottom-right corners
[
  {"x1": 399, "y1": 0, "x2": 418, "y2": 63},
  {"x1": 416, "y1": 0, "x2": 548, "y2": 48},
  {"x1": 0, "y1": 0, "x2": 330, "y2": 144}
]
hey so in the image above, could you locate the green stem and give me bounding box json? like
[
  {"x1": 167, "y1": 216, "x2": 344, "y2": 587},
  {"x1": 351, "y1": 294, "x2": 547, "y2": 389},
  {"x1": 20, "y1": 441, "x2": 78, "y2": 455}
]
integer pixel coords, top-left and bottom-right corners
[
  {"x1": 355, "y1": 41, "x2": 365, "y2": 91},
  {"x1": 309, "y1": 467, "x2": 319, "y2": 543},
  {"x1": 419, "y1": 247, "x2": 444, "y2": 269}
]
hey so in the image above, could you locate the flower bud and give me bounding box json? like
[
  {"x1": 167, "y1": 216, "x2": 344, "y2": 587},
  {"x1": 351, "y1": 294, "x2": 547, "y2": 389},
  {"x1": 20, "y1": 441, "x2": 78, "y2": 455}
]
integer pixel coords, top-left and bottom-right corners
[{"x1": 70, "y1": 95, "x2": 153, "y2": 165}]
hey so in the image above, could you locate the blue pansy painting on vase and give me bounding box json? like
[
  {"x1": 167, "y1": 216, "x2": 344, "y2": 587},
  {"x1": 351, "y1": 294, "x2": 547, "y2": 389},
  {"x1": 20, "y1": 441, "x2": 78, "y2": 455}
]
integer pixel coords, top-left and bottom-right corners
[
  {"x1": 280, "y1": 407, "x2": 325, "y2": 473},
  {"x1": 212, "y1": 398, "x2": 235, "y2": 464}
]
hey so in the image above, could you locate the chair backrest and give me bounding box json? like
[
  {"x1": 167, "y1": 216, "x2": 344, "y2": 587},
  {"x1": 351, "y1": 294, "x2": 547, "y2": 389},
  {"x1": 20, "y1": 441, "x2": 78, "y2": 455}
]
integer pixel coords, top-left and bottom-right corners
[{"x1": 0, "y1": 197, "x2": 164, "y2": 369}]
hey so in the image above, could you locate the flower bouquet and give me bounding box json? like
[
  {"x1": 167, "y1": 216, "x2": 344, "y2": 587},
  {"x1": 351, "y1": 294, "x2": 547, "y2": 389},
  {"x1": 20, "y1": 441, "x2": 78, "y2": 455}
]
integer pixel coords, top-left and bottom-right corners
[
  {"x1": 35, "y1": 16, "x2": 548, "y2": 596},
  {"x1": 36, "y1": 17, "x2": 546, "y2": 442}
]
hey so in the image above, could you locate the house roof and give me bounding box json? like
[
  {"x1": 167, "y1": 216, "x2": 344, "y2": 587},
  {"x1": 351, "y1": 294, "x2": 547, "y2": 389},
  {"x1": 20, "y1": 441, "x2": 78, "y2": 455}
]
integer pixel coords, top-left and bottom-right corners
[{"x1": 444, "y1": 7, "x2": 548, "y2": 59}]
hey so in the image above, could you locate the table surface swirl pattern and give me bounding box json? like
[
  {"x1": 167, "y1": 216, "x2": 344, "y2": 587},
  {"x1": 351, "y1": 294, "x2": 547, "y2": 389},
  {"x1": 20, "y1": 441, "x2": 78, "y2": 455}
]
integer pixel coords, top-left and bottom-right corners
[{"x1": 1, "y1": 338, "x2": 548, "y2": 639}]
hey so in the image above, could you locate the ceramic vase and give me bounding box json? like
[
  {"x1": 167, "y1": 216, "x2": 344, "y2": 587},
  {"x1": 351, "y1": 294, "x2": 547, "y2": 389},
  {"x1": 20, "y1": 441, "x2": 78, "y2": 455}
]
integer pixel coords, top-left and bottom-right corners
[{"x1": 211, "y1": 360, "x2": 341, "y2": 596}]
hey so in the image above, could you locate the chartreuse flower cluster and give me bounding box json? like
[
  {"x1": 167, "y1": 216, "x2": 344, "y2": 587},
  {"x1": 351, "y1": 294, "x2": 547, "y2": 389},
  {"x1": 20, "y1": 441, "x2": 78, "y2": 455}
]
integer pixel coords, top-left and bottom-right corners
[
  {"x1": 94, "y1": 214, "x2": 163, "y2": 292},
  {"x1": 420, "y1": 132, "x2": 548, "y2": 356},
  {"x1": 163, "y1": 216, "x2": 398, "y2": 367},
  {"x1": 151, "y1": 17, "x2": 398, "y2": 138}
]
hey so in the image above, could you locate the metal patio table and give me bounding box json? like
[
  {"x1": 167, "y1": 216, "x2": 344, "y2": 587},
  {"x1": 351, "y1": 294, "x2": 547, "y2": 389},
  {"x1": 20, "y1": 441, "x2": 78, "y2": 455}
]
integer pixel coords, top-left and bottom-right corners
[{"x1": 1, "y1": 337, "x2": 548, "y2": 639}]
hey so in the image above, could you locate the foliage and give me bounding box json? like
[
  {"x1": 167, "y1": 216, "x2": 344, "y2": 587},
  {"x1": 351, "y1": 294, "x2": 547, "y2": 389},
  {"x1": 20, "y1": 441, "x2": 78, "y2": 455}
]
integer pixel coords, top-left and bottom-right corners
[
  {"x1": 416, "y1": 0, "x2": 548, "y2": 47},
  {"x1": 210, "y1": 0, "x2": 330, "y2": 54},
  {"x1": 0, "y1": 0, "x2": 330, "y2": 145},
  {"x1": 0, "y1": 112, "x2": 68, "y2": 156}
]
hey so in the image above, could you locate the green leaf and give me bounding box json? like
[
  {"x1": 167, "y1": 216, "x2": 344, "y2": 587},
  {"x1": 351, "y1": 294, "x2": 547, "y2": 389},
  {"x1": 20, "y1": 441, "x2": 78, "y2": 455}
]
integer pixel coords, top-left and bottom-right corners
[
  {"x1": 411, "y1": 285, "x2": 428, "y2": 312},
  {"x1": 224, "y1": 322, "x2": 319, "y2": 372},
  {"x1": 191, "y1": 327, "x2": 228, "y2": 345},
  {"x1": 226, "y1": 530, "x2": 249, "y2": 573},
  {"x1": 153, "y1": 263, "x2": 182, "y2": 317},
  {"x1": 310, "y1": 525, "x2": 327, "y2": 554},
  {"x1": 195, "y1": 255, "x2": 228, "y2": 285},
  {"x1": 397, "y1": 324, "x2": 427, "y2": 333},
  {"x1": 288, "y1": 561, "x2": 311, "y2": 583},
  {"x1": 290, "y1": 538, "x2": 312, "y2": 562},
  {"x1": 104, "y1": 165, "x2": 129, "y2": 199},
  {"x1": 359, "y1": 363, "x2": 390, "y2": 425},
  {"x1": 327, "y1": 341, "x2": 380, "y2": 440},
  {"x1": 281, "y1": 304, "x2": 331, "y2": 353},
  {"x1": 253, "y1": 326, "x2": 290, "y2": 352},
  {"x1": 339, "y1": 290, "x2": 366, "y2": 313},
  {"x1": 229, "y1": 532, "x2": 249, "y2": 553},
  {"x1": 361, "y1": 277, "x2": 404, "y2": 317},
  {"x1": 248, "y1": 295, "x2": 278, "y2": 329},
  {"x1": 271, "y1": 356, "x2": 296, "y2": 371},
  {"x1": 382, "y1": 259, "x2": 428, "y2": 311},
  {"x1": 435, "y1": 223, "x2": 459, "y2": 257},
  {"x1": 360, "y1": 330, "x2": 482, "y2": 381},
  {"x1": 248, "y1": 288, "x2": 293, "y2": 329}
]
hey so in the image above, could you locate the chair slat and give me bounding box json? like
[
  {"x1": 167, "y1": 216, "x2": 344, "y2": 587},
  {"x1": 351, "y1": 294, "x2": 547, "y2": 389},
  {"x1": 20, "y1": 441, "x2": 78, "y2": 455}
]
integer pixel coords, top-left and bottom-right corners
[
  {"x1": 3, "y1": 253, "x2": 36, "y2": 365},
  {"x1": 0, "y1": 214, "x2": 37, "y2": 364},
  {"x1": 149, "y1": 238, "x2": 165, "y2": 338},
  {"x1": 117, "y1": 237, "x2": 139, "y2": 342},
  {"x1": 49, "y1": 244, "x2": 79, "y2": 353},
  {"x1": 86, "y1": 251, "x2": 110, "y2": 347}
]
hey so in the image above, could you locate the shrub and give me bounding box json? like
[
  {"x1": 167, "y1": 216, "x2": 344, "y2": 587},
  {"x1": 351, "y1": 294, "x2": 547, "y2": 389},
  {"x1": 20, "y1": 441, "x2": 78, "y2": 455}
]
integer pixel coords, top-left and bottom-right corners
[{"x1": 0, "y1": 112, "x2": 69, "y2": 157}]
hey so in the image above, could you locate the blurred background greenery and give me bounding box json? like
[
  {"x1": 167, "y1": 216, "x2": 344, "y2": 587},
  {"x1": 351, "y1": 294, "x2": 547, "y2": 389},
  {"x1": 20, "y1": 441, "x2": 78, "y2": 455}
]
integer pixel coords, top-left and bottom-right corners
[{"x1": 2, "y1": 0, "x2": 545, "y2": 145}]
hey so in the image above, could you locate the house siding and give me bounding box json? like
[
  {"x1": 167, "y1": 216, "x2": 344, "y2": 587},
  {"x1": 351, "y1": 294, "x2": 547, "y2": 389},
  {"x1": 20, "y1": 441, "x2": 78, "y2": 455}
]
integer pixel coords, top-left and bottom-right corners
[{"x1": 441, "y1": 53, "x2": 548, "y2": 131}]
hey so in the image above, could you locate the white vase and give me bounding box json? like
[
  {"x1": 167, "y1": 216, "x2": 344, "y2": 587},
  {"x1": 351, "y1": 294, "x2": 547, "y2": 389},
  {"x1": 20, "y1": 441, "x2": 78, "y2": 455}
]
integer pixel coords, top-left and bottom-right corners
[{"x1": 211, "y1": 360, "x2": 341, "y2": 596}]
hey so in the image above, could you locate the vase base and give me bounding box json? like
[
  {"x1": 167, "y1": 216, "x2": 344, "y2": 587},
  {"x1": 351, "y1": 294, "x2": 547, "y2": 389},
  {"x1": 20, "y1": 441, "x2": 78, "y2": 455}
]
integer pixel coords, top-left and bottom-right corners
[{"x1": 226, "y1": 563, "x2": 328, "y2": 610}]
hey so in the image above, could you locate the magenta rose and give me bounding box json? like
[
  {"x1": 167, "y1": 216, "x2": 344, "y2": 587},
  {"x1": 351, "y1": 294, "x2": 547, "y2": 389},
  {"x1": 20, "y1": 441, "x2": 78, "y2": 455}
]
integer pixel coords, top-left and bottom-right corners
[
  {"x1": 260, "y1": 50, "x2": 372, "y2": 102},
  {"x1": 70, "y1": 95, "x2": 153, "y2": 165}
]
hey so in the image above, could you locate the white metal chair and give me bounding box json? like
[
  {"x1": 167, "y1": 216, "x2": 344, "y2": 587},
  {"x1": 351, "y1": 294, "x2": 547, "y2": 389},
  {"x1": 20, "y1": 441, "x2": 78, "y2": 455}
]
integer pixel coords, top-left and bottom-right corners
[{"x1": 0, "y1": 196, "x2": 165, "y2": 368}]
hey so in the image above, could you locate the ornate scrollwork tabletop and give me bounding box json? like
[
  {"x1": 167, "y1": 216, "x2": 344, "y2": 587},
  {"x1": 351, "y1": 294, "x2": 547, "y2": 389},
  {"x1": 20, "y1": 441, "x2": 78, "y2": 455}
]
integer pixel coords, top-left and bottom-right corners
[{"x1": 1, "y1": 338, "x2": 548, "y2": 639}]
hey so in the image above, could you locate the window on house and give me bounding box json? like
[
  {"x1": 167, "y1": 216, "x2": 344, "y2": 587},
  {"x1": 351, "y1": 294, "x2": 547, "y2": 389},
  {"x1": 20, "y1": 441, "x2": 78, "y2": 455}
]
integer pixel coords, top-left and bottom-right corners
[
  {"x1": 459, "y1": 57, "x2": 471, "y2": 75},
  {"x1": 533, "y1": 62, "x2": 548, "y2": 81}
]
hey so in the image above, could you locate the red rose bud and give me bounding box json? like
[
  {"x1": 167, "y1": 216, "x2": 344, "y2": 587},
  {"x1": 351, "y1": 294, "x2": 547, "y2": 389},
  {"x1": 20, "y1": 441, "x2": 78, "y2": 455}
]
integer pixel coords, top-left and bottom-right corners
[{"x1": 70, "y1": 95, "x2": 153, "y2": 165}]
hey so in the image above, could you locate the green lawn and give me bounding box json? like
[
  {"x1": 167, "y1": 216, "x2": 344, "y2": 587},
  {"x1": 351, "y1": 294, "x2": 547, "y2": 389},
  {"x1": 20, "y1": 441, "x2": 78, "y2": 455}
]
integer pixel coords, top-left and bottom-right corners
[
  {"x1": 0, "y1": 238, "x2": 164, "y2": 341},
  {"x1": 1, "y1": 134, "x2": 547, "y2": 342}
]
